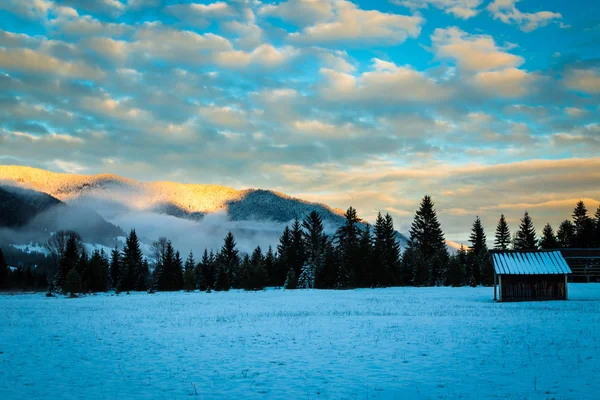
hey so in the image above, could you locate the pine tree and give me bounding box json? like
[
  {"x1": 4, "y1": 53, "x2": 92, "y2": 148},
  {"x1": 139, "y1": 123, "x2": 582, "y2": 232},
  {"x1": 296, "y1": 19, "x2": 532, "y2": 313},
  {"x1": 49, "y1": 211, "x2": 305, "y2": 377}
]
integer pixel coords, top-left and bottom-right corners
[
  {"x1": 276, "y1": 226, "x2": 292, "y2": 287},
  {"x1": 356, "y1": 224, "x2": 373, "y2": 288},
  {"x1": 264, "y1": 246, "x2": 277, "y2": 288},
  {"x1": 0, "y1": 248, "x2": 8, "y2": 289},
  {"x1": 87, "y1": 249, "x2": 109, "y2": 292},
  {"x1": 183, "y1": 251, "x2": 196, "y2": 291},
  {"x1": 540, "y1": 223, "x2": 559, "y2": 249},
  {"x1": 404, "y1": 196, "x2": 448, "y2": 286},
  {"x1": 57, "y1": 234, "x2": 81, "y2": 292},
  {"x1": 315, "y1": 239, "x2": 338, "y2": 289},
  {"x1": 572, "y1": 200, "x2": 594, "y2": 248},
  {"x1": 301, "y1": 211, "x2": 327, "y2": 288},
  {"x1": 494, "y1": 214, "x2": 511, "y2": 250},
  {"x1": 289, "y1": 218, "x2": 306, "y2": 287},
  {"x1": 373, "y1": 213, "x2": 402, "y2": 287},
  {"x1": 557, "y1": 220, "x2": 575, "y2": 248},
  {"x1": 119, "y1": 229, "x2": 144, "y2": 292},
  {"x1": 109, "y1": 247, "x2": 120, "y2": 290},
  {"x1": 446, "y1": 245, "x2": 466, "y2": 287},
  {"x1": 215, "y1": 232, "x2": 239, "y2": 291},
  {"x1": 594, "y1": 206, "x2": 600, "y2": 247},
  {"x1": 197, "y1": 249, "x2": 210, "y2": 291},
  {"x1": 468, "y1": 216, "x2": 488, "y2": 285},
  {"x1": 514, "y1": 211, "x2": 537, "y2": 250},
  {"x1": 284, "y1": 267, "x2": 297, "y2": 289},
  {"x1": 335, "y1": 207, "x2": 362, "y2": 288},
  {"x1": 174, "y1": 251, "x2": 184, "y2": 290},
  {"x1": 136, "y1": 259, "x2": 149, "y2": 291},
  {"x1": 248, "y1": 247, "x2": 268, "y2": 290},
  {"x1": 64, "y1": 269, "x2": 82, "y2": 297}
]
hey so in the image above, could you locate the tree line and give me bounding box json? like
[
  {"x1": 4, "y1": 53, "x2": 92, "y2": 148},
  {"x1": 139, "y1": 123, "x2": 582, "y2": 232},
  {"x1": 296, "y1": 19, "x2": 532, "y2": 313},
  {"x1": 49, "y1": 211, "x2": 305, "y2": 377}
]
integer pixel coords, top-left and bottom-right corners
[{"x1": 1, "y1": 198, "x2": 599, "y2": 295}]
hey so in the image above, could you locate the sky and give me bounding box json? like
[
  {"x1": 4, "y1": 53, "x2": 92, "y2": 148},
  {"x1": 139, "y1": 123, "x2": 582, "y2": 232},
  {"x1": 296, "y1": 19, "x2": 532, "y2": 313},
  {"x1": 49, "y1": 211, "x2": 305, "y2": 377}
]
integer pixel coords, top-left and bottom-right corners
[{"x1": 0, "y1": 0, "x2": 599, "y2": 242}]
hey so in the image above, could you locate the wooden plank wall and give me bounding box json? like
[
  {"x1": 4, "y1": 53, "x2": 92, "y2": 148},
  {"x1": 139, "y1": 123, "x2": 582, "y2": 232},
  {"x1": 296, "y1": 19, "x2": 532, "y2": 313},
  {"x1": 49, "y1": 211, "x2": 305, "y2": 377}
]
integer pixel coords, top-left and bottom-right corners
[{"x1": 500, "y1": 275, "x2": 567, "y2": 302}]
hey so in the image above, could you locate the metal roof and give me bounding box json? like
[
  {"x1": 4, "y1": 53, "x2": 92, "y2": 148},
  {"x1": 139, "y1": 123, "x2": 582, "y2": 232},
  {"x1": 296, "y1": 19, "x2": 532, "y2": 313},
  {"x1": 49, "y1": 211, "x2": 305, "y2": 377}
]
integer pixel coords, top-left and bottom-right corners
[{"x1": 492, "y1": 251, "x2": 572, "y2": 275}]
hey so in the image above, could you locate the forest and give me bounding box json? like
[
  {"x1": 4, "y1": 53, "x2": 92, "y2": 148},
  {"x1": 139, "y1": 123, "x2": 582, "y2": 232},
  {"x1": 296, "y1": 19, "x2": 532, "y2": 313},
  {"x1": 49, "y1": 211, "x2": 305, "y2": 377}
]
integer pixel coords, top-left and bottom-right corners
[{"x1": 1, "y1": 196, "x2": 599, "y2": 296}]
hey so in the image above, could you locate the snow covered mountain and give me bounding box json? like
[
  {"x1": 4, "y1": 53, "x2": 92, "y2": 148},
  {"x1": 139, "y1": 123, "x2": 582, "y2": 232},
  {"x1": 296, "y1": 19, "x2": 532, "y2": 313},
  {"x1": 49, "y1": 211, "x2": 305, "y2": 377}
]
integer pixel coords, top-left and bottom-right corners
[
  {"x1": 0, "y1": 184, "x2": 124, "y2": 247},
  {"x1": 0, "y1": 166, "x2": 409, "y2": 253}
]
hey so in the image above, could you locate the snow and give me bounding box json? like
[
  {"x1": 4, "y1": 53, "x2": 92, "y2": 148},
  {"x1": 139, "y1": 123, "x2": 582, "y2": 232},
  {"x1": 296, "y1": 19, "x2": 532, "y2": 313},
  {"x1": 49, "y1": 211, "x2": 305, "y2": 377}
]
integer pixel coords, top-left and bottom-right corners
[
  {"x1": 1, "y1": 285, "x2": 599, "y2": 399},
  {"x1": 9, "y1": 243, "x2": 49, "y2": 256}
]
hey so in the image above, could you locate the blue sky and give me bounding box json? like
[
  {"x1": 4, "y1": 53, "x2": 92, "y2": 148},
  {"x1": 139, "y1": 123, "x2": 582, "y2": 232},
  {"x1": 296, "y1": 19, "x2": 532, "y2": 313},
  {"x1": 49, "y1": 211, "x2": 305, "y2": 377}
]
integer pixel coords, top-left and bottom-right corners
[{"x1": 0, "y1": 0, "x2": 599, "y2": 241}]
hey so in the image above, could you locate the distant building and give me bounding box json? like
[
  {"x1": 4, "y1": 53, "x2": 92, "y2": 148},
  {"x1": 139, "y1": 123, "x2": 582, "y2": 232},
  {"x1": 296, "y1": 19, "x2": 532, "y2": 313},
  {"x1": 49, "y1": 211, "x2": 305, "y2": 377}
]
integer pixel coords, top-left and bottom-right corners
[
  {"x1": 491, "y1": 251, "x2": 571, "y2": 302},
  {"x1": 559, "y1": 249, "x2": 600, "y2": 283}
]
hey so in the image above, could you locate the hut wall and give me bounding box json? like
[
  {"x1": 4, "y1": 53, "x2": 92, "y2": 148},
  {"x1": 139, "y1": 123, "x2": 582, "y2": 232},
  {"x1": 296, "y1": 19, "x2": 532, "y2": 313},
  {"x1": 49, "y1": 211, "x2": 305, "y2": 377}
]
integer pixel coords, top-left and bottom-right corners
[{"x1": 500, "y1": 274, "x2": 566, "y2": 302}]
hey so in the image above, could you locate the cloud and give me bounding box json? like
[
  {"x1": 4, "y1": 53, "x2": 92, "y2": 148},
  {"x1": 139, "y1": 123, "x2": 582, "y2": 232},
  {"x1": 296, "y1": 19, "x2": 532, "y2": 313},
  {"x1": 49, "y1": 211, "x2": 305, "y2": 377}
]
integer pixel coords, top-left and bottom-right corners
[
  {"x1": 0, "y1": 48, "x2": 104, "y2": 80},
  {"x1": 278, "y1": 0, "x2": 423, "y2": 46},
  {"x1": 563, "y1": 68, "x2": 600, "y2": 94},
  {"x1": 259, "y1": 0, "x2": 335, "y2": 26},
  {"x1": 473, "y1": 67, "x2": 538, "y2": 97},
  {"x1": 487, "y1": 0, "x2": 562, "y2": 32},
  {"x1": 393, "y1": 0, "x2": 482, "y2": 20},
  {"x1": 213, "y1": 44, "x2": 298, "y2": 68},
  {"x1": 0, "y1": 0, "x2": 53, "y2": 20},
  {"x1": 165, "y1": 2, "x2": 236, "y2": 28},
  {"x1": 431, "y1": 27, "x2": 523, "y2": 72},
  {"x1": 320, "y1": 58, "x2": 453, "y2": 103}
]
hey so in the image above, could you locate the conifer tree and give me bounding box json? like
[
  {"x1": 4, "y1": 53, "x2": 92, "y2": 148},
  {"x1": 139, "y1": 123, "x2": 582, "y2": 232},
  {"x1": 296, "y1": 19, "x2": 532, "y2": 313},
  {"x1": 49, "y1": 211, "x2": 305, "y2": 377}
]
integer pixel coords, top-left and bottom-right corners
[
  {"x1": 264, "y1": 246, "x2": 277, "y2": 287},
  {"x1": 248, "y1": 246, "x2": 268, "y2": 290},
  {"x1": 57, "y1": 234, "x2": 81, "y2": 292},
  {"x1": 137, "y1": 259, "x2": 149, "y2": 291},
  {"x1": 514, "y1": 211, "x2": 537, "y2": 250},
  {"x1": 540, "y1": 223, "x2": 559, "y2": 249},
  {"x1": 373, "y1": 213, "x2": 402, "y2": 287},
  {"x1": 494, "y1": 214, "x2": 511, "y2": 250},
  {"x1": 174, "y1": 251, "x2": 184, "y2": 290},
  {"x1": 64, "y1": 269, "x2": 82, "y2": 297},
  {"x1": 572, "y1": 200, "x2": 594, "y2": 248},
  {"x1": 404, "y1": 196, "x2": 448, "y2": 286},
  {"x1": 0, "y1": 248, "x2": 8, "y2": 289},
  {"x1": 557, "y1": 220, "x2": 575, "y2": 248},
  {"x1": 594, "y1": 206, "x2": 600, "y2": 247},
  {"x1": 183, "y1": 251, "x2": 196, "y2": 291},
  {"x1": 301, "y1": 211, "x2": 327, "y2": 288},
  {"x1": 446, "y1": 245, "x2": 466, "y2": 287},
  {"x1": 215, "y1": 232, "x2": 239, "y2": 291},
  {"x1": 110, "y1": 247, "x2": 120, "y2": 290},
  {"x1": 356, "y1": 224, "x2": 373, "y2": 287},
  {"x1": 335, "y1": 207, "x2": 362, "y2": 288},
  {"x1": 315, "y1": 239, "x2": 338, "y2": 289},
  {"x1": 468, "y1": 216, "x2": 488, "y2": 285},
  {"x1": 276, "y1": 226, "x2": 292, "y2": 287},
  {"x1": 284, "y1": 267, "x2": 297, "y2": 289},
  {"x1": 289, "y1": 218, "x2": 306, "y2": 286},
  {"x1": 197, "y1": 249, "x2": 210, "y2": 291},
  {"x1": 119, "y1": 229, "x2": 144, "y2": 292}
]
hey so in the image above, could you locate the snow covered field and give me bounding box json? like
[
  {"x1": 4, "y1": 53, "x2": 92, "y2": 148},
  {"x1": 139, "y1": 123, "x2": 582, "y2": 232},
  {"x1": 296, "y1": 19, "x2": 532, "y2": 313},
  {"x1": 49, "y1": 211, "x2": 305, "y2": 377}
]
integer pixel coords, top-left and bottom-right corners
[{"x1": 1, "y1": 285, "x2": 599, "y2": 400}]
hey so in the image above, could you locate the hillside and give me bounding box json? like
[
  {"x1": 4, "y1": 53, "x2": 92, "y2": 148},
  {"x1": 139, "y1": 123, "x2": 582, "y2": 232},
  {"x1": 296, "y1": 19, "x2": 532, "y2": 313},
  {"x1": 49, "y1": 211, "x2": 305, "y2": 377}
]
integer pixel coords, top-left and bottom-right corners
[{"x1": 0, "y1": 184, "x2": 124, "y2": 246}]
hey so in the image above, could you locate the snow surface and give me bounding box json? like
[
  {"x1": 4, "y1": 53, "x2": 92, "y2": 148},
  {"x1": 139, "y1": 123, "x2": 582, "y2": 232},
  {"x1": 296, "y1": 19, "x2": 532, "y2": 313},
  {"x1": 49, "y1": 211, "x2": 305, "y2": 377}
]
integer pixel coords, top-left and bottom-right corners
[
  {"x1": 9, "y1": 243, "x2": 49, "y2": 256},
  {"x1": 1, "y1": 285, "x2": 599, "y2": 399}
]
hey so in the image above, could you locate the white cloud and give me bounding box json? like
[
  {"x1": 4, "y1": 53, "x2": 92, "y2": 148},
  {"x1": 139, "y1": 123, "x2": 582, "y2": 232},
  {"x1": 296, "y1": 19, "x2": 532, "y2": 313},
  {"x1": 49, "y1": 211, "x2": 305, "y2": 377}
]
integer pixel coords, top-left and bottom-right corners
[
  {"x1": 487, "y1": 0, "x2": 562, "y2": 32},
  {"x1": 259, "y1": 0, "x2": 335, "y2": 26},
  {"x1": 320, "y1": 58, "x2": 453, "y2": 103},
  {"x1": 165, "y1": 2, "x2": 236, "y2": 27},
  {"x1": 214, "y1": 44, "x2": 298, "y2": 68},
  {"x1": 279, "y1": 0, "x2": 423, "y2": 46},
  {"x1": 0, "y1": 0, "x2": 52, "y2": 20},
  {"x1": 563, "y1": 68, "x2": 600, "y2": 94},
  {"x1": 431, "y1": 27, "x2": 523, "y2": 72},
  {"x1": 393, "y1": 0, "x2": 482, "y2": 20},
  {"x1": 0, "y1": 48, "x2": 103, "y2": 80}
]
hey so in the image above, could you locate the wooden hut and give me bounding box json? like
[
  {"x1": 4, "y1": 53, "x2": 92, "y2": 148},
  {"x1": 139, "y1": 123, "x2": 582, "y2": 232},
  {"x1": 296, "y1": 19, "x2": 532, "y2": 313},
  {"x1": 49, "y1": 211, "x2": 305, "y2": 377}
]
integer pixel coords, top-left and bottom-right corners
[{"x1": 491, "y1": 251, "x2": 572, "y2": 302}]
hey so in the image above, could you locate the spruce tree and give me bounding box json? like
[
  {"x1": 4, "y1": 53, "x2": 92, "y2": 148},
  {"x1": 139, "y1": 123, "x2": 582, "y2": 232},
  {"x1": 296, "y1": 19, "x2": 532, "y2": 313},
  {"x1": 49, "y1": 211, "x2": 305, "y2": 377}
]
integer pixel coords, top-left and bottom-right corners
[
  {"x1": 373, "y1": 213, "x2": 402, "y2": 287},
  {"x1": 334, "y1": 207, "x2": 362, "y2": 288},
  {"x1": 446, "y1": 245, "x2": 466, "y2": 287},
  {"x1": 405, "y1": 196, "x2": 448, "y2": 286},
  {"x1": 197, "y1": 249, "x2": 210, "y2": 291},
  {"x1": 215, "y1": 232, "x2": 239, "y2": 291},
  {"x1": 301, "y1": 211, "x2": 327, "y2": 288},
  {"x1": 540, "y1": 223, "x2": 559, "y2": 249},
  {"x1": 468, "y1": 216, "x2": 488, "y2": 285},
  {"x1": 0, "y1": 248, "x2": 8, "y2": 289},
  {"x1": 264, "y1": 246, "x2": 277, "y2": 287},
  {"x1": 57, "y1": 234, "x2": 81, "y2": 292},
  {"x1": 248, "y1": 246, "x2": 268, "y2": 290},
  {"x1": 110, "y1": 247, "x2": 120, "y2": 290},
  {"x1": 572, "y1": 200, "x2": 594, "y2": 248},
  {"x1": 276, "y1": 226, "x2": 292, "y2": 287},
  {"x1": 594, "y1": 206, "x2": 600, "y2": 247},
  {"x1": 183, "y1": 251, "x2": 196, "y2": 291},
  {"x1": 494, "y1": 214, "x2": 511, "y2": 250},
  {"x1": 514, "y1": 211, "x2": 537, "y2": 250},
  {"x1": 315, "y1": 239, "x2": 338, "y2": 289},
  {"x1": 289, "y1": 218, "x2": 306, "y2": 286},
  {"x1": 64, "y1": 269, "x2": 82, "y2": 297},
  {"x1": 557, "y1": 220, "x2": 575, "y2": 248},
  {"x1": 356, "y1": 224, "x2": 373, "y2": 288},
  {"x1": 120, "y1": 229, "x2": 144, "y2": 292},
  {"x1": 174, "y1": 251, "x2": 184, "y2": 290}
]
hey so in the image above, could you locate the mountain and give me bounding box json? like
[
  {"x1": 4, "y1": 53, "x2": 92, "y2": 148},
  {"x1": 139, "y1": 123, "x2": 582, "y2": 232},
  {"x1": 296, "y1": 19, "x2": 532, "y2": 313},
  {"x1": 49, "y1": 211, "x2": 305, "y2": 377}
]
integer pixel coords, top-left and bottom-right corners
[
  {"x1": 0, "y1": 166, "x2": 409, "y2": 251},
  {"x1": 0, "y1": 184, "x2": 124, "y2": 246}
]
